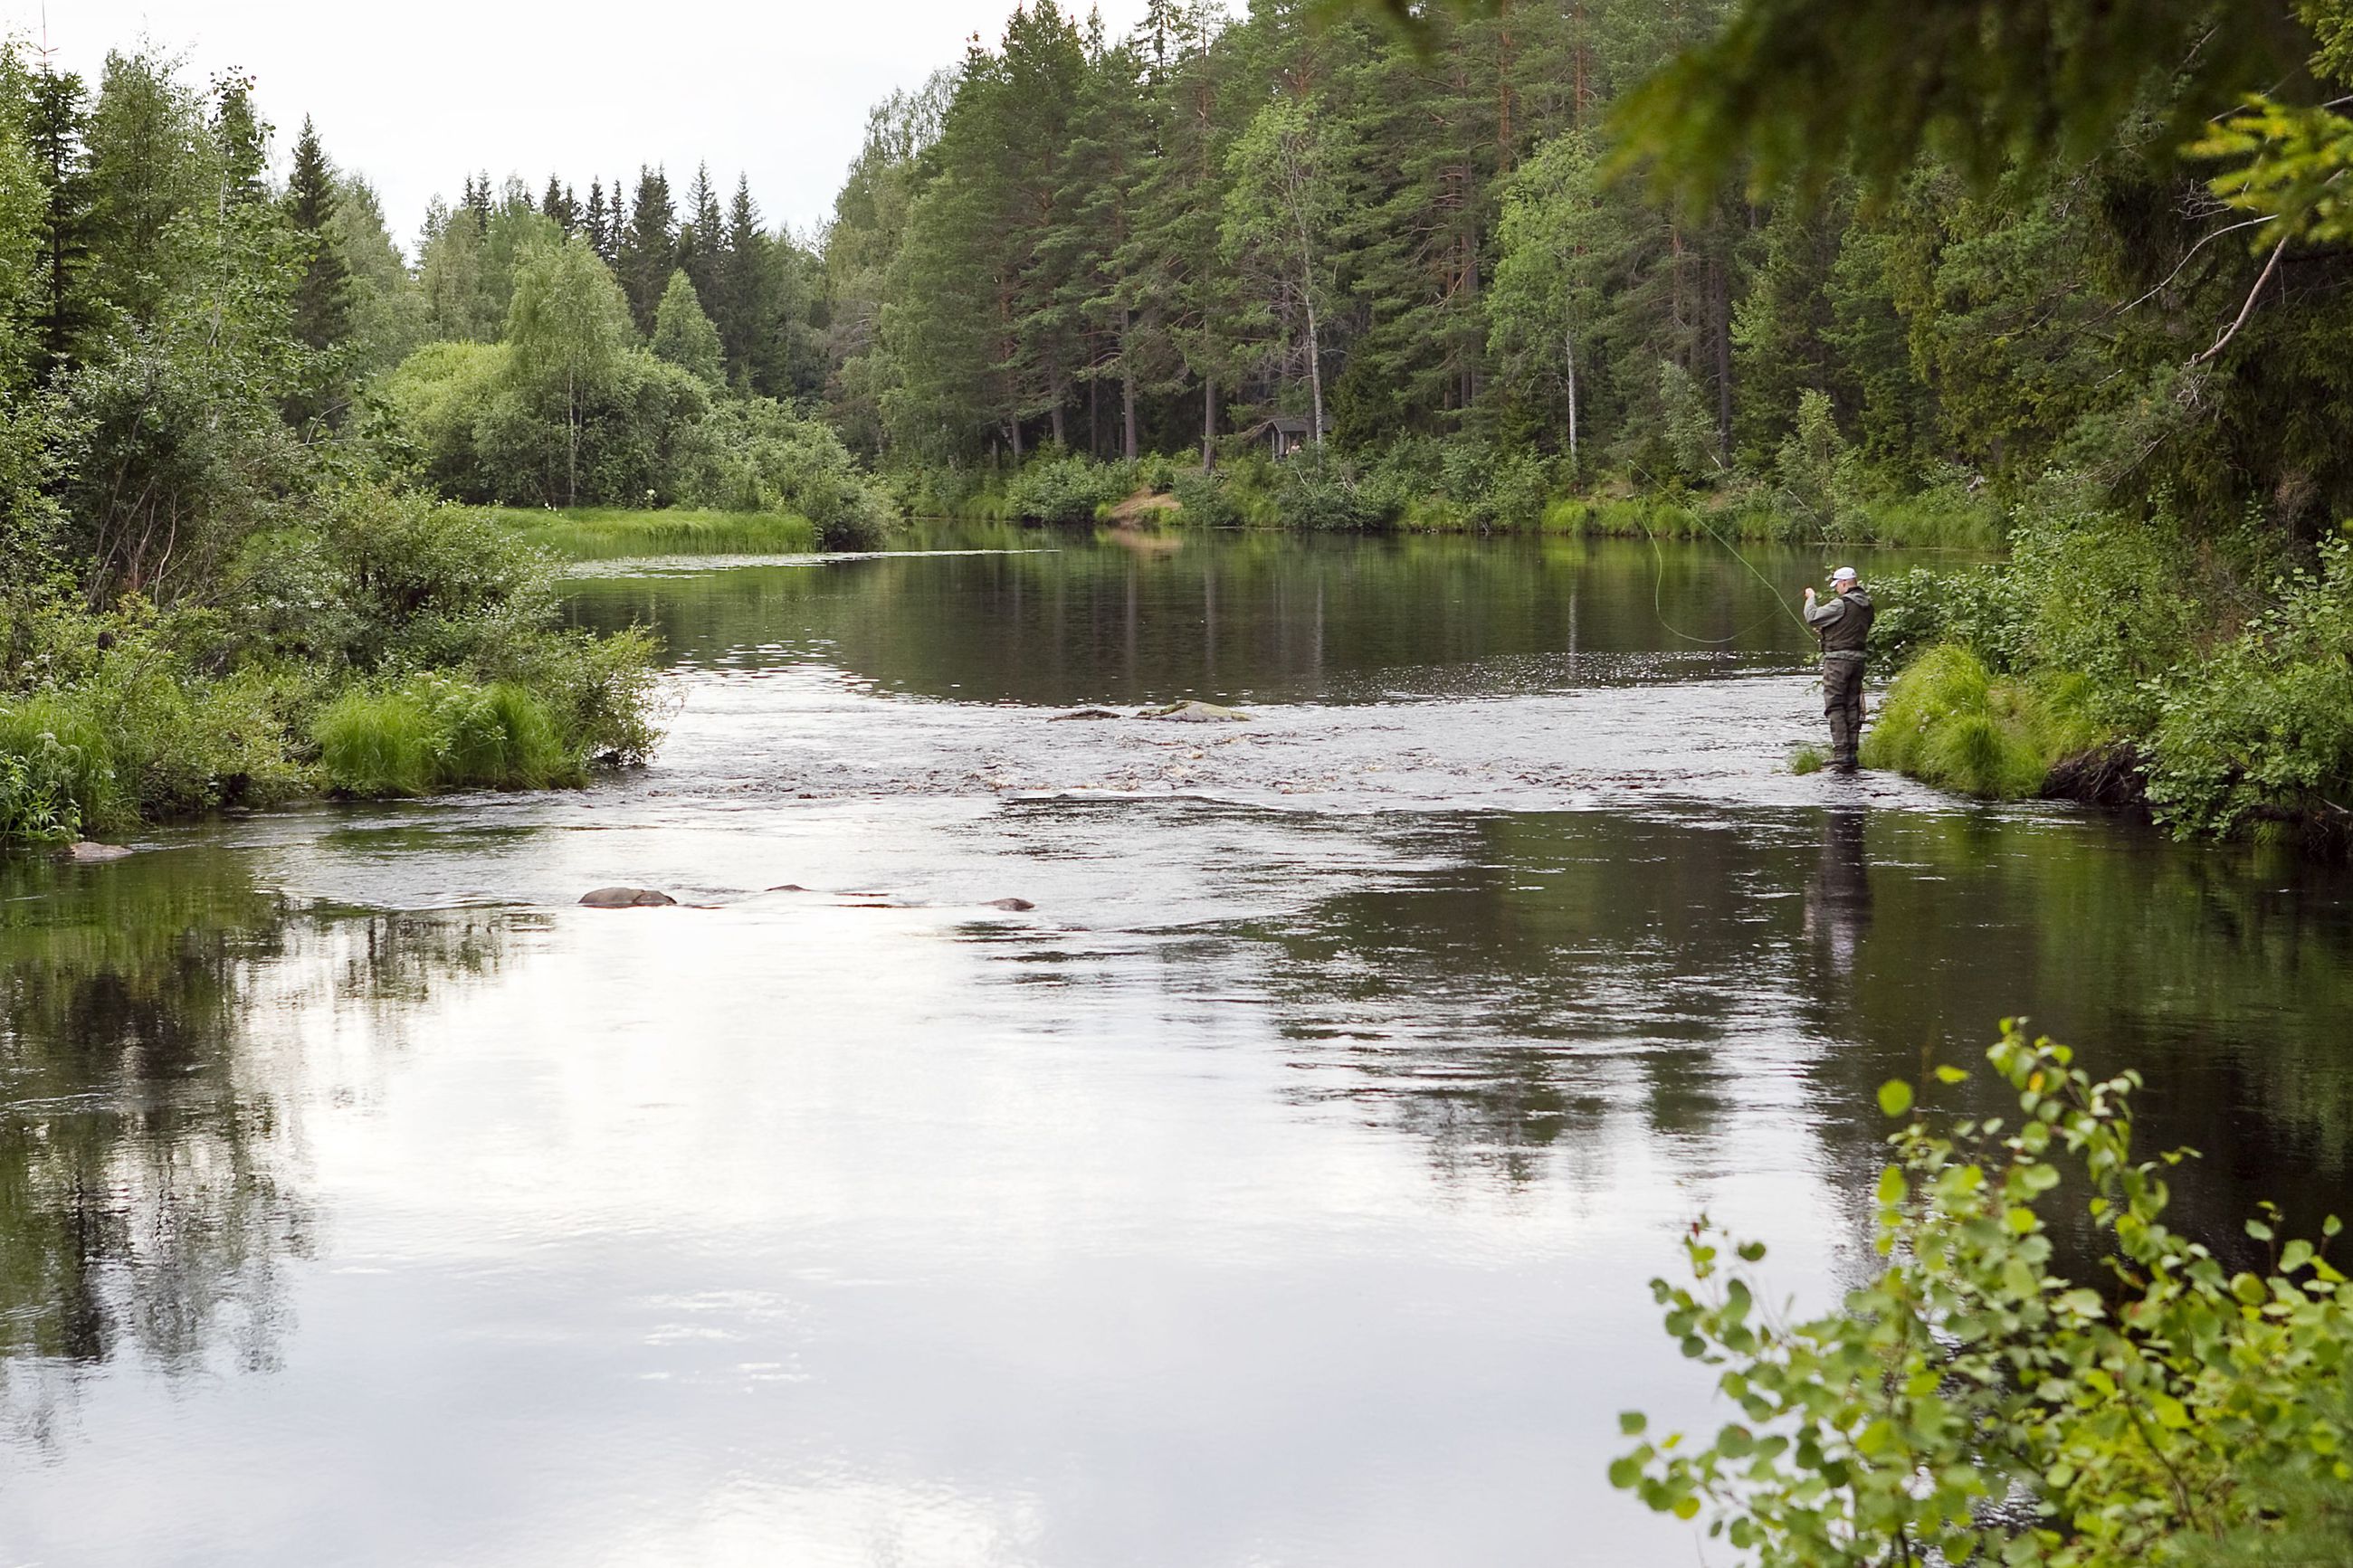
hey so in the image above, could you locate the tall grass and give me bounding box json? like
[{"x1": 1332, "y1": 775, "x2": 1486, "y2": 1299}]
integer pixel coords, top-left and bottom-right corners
[
  {"x1": 1861, "y1": 644, "x2": 2104, "y2": 798},
  {"x1": 0, "y1": 697, "x2": 122, "y2": 841},
  {"x1": 313, "y1": 679, "x2": 580, "y2": 796},
  {"x1": 478, "y1": 507, "x2": 822, "y2": 559}
]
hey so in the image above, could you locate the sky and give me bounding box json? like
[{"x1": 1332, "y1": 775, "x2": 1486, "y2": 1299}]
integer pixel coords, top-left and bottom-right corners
[{"x1": 1, "y1": 0, "x2": 1157, "y2": 250}]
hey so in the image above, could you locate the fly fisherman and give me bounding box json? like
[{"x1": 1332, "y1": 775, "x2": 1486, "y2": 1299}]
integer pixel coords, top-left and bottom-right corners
[{"x1": 1803, "y1": 566, "x2": 1874, "y2": 770}]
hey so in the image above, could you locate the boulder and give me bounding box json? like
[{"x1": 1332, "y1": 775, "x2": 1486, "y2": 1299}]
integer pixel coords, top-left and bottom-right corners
[
  {"x1": 983, "y1": 897, "x2": 1035, "y2": 911},
  {"x1": 63, "y1": 841, "x2": 133, "y2": 862},
  {"x1": 1138, "y1": 700, "x2": 1249, "y2": 723},
  {"x1": 578, "y1": 887, "x2": 677, "y2": 908},
  {"x1": 1048, "y1": 708, "x2": 1122, "y2": 721}
]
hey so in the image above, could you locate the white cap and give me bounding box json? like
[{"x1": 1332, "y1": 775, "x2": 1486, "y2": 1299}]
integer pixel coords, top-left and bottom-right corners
[{"x1": 1831, "y1": 566, "x2": 1858, "y2": 583}]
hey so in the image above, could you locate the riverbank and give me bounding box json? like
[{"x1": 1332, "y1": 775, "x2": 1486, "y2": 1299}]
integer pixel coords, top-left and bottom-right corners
[
  {"x1": 898, "y1": 449, "x2": 2007, "y2": 551},
  {"x1": 0, "y1": 491, "x2": 663, "y2": 846}
]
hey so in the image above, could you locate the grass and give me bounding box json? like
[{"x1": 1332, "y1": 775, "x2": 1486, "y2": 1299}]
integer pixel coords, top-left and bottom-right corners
[
  {"x1": 313, "y1": 679, "x2": 580, "y2": 797},
  {"x1": 475, "y1": 506, "x2": 821, "y2": 559},
  {"x1": 1860, "y1": 644, "x2": 2105, "y2": 799},
  {"x1": 1790, "y1": 745, "x2": 1828, "y2": 775}
]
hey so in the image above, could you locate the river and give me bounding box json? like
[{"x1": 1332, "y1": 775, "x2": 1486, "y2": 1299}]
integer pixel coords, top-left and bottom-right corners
[{"x1": 3, "y1": 527, "x2": 2348, "y2": 1566}]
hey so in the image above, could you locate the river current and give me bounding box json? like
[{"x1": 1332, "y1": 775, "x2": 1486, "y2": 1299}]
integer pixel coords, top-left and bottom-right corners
[{"x1": 3, "y1": 527, "x2": 2348, "y2": 1566}]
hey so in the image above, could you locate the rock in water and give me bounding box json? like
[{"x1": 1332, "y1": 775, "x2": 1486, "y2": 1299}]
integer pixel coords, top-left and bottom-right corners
[
  {"x1": 63, "y1": 841, "x2": 133, "y2": 862},
  {"x1": 1048, "y1": 708, "x2": 1122, "y2": 721},
  {"x1": 1137, "y1": 700, "x2": 1249, "y2": 723},
  {"x1": 984, "y1": 897, "x2": 1035, "y2": 911},
  {"x1": 578, "y1": 887, "x2": 677, "y2": 908}
]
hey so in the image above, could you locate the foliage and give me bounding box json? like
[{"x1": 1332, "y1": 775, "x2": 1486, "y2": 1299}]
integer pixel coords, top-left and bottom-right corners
[
  {"x1": 2145, "y1": 538, "x2": 2353, "y2": 841},
  {"x1": 680, "y1": 398, "x2": 897, "y2": 546},
  {"x1": 1861, "y1": 644, "x2": 2103, "y2": 799},
  {"x1": 1615, "y1": 1022, "x2": 2353, "y2": 1565},
  {"x1": 1001, "y1": 452, "x2": 1134, "y2": 524}
]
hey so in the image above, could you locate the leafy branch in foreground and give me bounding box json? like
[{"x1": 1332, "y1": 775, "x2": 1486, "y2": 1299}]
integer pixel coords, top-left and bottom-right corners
[{"x1": 1614, "y1": 1022, "x2": 2353, "y2": 1566}]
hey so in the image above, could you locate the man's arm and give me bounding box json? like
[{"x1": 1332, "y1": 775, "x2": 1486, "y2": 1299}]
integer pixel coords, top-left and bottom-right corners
[{"x1": 1803, "y1": 594, "x2": 1843, "y2": 628}]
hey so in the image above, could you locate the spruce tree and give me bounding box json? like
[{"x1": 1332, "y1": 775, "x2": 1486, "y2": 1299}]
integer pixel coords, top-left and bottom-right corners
[
  {"x1": 681, "y1": 162, "x2": 724, "y2": 309},
  {"x1": 619, "y1": 165, "x2": 677, "y2": 334},
  {"x1": 23, "y1": 64, "x2": 95, "y2": 374},
  {"x1": 716, "y1": 174, "x2": 767, "y2": 388},
  {"x1": 584, "y1": 178, "x2": 611, "y2": 259},
  {"x1": 650, "y1": 268, "x2": 724, "y2": 385},
  {"x1": 283, "y1": 116, "x2": 353, "y2": 355}
]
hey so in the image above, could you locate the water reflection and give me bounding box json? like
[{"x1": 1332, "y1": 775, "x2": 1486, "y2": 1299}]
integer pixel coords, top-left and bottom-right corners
[
  {"x1": 0, "y1": 850, "x2": 514, "y2": 1444},
  {"x1": 566, "y1": 531, "x2": 1913, "y2": 706}
]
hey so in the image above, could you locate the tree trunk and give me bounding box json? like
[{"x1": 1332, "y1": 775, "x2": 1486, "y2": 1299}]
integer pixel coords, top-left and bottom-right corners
[
  {"x1": 1120, "y1": 308, "x2": 1139, "y2": 461},
  {"x1": 1304, "y1": 288, "x2": 1326, "y2": 446},
  {"x1": 1202, "y1": 376, "x2": 1218, "y2": 471},
  {"x1": 567, "y1": 367, "x2": 578, "y2": 508},
  {"x1": 1712, "y1": 251, "x2": 1733, "y2": 454},
  {"x1": 1564, "y1": 328, "x2": 1578, "y2": 465}
]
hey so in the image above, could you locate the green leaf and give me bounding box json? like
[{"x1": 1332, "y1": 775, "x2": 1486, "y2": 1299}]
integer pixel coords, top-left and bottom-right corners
[
  {"x1": 2282, "y1": 1239, "x2": 2314, "y2": 1274},
  {"x1": 1877, "y1": 1165, "x2": 1909, "y2": 1205},
  {"x1": 1934, "y1": 1064, "x2": 1969, "y2": 1084},
  {"x1": 1619, "y1": 1411, "x2": 1648, "y2": 1436},
  {"x1": 1607, "y1": 1456, "x2": 1643, "y2": 1489},
  {"x1": 1878, "y1": 1079, "x2": 1914, "y2": 1117}
]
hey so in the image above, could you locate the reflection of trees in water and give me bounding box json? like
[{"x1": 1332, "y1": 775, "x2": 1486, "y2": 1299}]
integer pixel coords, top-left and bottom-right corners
[
  {"x1": 1233, "y1": 813, "x2": 1806, "y2": 1184},
  {"x1": 0, "y1": 851, "x2": 513, "y2": 1442},
  {"x1": 566, "y1": 533, "x2": 1815, "y2": 703},
  {"x1": 1205, "y1": 804, "x2": 2353, "y2": 1232}
]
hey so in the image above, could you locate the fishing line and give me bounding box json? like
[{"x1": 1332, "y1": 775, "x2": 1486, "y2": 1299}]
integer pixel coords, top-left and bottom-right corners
[{"x1": 1618, "y1": 461, "x2": 1814, "y2": 647}]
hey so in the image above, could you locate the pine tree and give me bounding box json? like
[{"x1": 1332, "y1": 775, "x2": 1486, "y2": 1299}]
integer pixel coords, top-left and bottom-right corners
[{"x1": 283, "y1": 116, "x2": 353, "y2": 356}]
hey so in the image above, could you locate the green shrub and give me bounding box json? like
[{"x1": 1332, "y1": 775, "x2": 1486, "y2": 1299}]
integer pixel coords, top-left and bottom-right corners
[
  {"x1": 1862, "y1": 643, "x2": 2102, "y2": 797},
  {"x1": 1168, "y1": 467, "x2": 1240, "y2": 526},
  {"x1": 1615, "y1": 1022, "x2": 2353, "y2": 1566},
  {"x1": 1001, "y1": 453, "x2": 1132, "y2": 524},
  {"x1": 2144, "y1": 537, "x2": 2353, "y2": 840}
]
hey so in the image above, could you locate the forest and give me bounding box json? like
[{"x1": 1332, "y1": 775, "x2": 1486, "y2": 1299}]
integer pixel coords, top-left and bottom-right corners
[{"x1": 3, "y1": 0, "x2": 2352, "y2": 843}]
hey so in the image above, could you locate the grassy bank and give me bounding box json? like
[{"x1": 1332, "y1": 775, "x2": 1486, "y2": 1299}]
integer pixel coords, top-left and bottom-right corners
[
  {"x1": 0, "y1": 490, "x2": 664, "y2": 846},
  {"x1": 474, "y1": 506, "x2": 823, "y2": 560}
]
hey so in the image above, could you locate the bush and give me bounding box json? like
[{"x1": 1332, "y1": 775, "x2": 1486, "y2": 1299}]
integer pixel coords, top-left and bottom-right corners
[
  {"x1": 2144, "y1": 537, "x2": 2353, "y2": 840},
  {"x1": 1861, "y1": 643, "x2": 2103, "y2": 798},
  {"x1": 1615, "y1": 1022, "x2": 2353, "y2": 1566},
  {"x1": 1168, "y1": 467, "x2": 1240, "y2": 527},
  {"x1": 1001, "y1": 453, "x2": 1132, "y2": 524},
  {"x1": 684, "y1": 398, "x2": 899, "y2": 547}
]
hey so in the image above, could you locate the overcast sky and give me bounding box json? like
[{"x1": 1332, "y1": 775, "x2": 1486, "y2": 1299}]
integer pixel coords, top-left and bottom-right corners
[{"x1": 2, "y1": 0, "x2": 1157, "y2": 250}]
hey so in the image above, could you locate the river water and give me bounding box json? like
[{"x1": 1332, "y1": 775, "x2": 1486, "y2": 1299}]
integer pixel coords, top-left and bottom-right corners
[{"x1": 3, "y1": 527, "x2": 2348, "y2": 1566}]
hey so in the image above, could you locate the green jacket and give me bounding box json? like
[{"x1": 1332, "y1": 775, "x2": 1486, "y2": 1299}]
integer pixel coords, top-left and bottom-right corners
[{"x1": 1805, "y1": 587, "x2": 1874, "y2": 654}]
